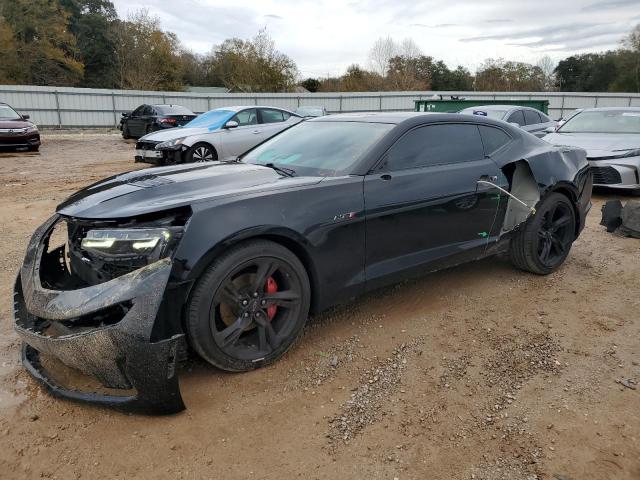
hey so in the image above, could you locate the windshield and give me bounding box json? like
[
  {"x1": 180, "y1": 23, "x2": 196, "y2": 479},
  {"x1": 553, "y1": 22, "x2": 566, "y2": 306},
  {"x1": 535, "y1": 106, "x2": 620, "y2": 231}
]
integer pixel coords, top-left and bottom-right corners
[
  {"x1": 296, "y1": 107, "x2": 324, "y2": 116},
  {"x1": 243, "y1": 121, "x2": 394, "y2": 176},
  {"x1": 559, "y1": 110, "x2": 640, "y2": 134},
  {"x1": 155, "y1": 105, "x2": 194, "y2": 115},
  {"x1": 460, "y1": 108, "x2": 507, "y2": 120},
  {"x1": 184, "y1": 109, "x2": 233, "y2": 129},
  {"x1": 0, "y1": 105, "x2": 21, "y2": 120}
]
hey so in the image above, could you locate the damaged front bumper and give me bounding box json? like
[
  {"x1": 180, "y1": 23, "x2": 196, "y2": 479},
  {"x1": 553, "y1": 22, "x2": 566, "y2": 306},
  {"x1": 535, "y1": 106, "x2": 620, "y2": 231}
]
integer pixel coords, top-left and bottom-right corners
[{"x1": 13, "y1": 215, "x2": 186, "y2": 415}]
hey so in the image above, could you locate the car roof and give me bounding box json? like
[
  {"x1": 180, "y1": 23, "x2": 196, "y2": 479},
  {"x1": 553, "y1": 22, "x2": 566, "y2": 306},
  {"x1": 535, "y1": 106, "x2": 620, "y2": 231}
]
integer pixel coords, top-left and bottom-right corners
[
  {"x1": 461, "y1": 105, "x2": 541, "y2": 112},
  {"x1": 209, "y1": 105, "x2": 295, "y2": 113},
  {"x1": 312, "y1": 111, "x2": 432, "y2": 124},
  {"x1": 578, "y1": 107, "x2": 640, "y2": 113}
]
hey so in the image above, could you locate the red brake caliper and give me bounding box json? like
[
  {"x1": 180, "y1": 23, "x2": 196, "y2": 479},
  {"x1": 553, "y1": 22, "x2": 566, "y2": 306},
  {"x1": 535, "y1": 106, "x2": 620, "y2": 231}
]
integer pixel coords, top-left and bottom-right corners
[{"x1": 265, "y1": 276, "x2": 278, "y2": 320}]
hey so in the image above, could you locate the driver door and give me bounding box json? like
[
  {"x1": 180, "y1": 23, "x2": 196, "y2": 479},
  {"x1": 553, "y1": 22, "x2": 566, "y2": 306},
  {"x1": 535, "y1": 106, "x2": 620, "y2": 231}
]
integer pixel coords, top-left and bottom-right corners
[
  {"x1": 220, "y1": 108, "x2": 261, "y2": 158},
  {"x1": 364, "y1": 123, "x2": 503, "y2": 289}
]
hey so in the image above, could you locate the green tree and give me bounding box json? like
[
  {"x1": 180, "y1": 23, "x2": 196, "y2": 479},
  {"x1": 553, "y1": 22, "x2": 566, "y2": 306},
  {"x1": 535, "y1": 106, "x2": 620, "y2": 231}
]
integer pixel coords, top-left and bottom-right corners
[
  {"x1": 476, "y1": 59, "x2": 545, "y2": 91},
  {"x1": 113, "y1": 10, "x2": 183, "y2": 91},
  {"x1": 0, "y1": 0, "x2": 83, "y2": 85},
  {"x1": 61, "y1": 0, "x2": 119, "y2": 88},
  {"x1": 554, "y1": 53, "x2": 617, "y2": 91},
  {"x1": 300, "y1": 77, "x2": 320, "y2": 92},
  {"x1": 211, "y1": 29, "x2": 298, "y2": 92}
]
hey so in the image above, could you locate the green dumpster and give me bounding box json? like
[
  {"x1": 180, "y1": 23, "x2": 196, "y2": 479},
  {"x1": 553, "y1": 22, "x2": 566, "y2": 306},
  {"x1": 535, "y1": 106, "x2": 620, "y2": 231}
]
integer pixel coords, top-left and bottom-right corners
[{"x1": 414, "y1": 99, "x2": 549, "y2": 115}]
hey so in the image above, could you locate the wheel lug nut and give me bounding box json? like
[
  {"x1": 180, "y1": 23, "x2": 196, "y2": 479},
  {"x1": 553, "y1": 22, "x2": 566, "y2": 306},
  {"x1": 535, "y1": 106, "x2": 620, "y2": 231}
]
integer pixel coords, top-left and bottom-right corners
[
  {"x1": 244, "y1": 312, "x2": 249, "y2": 317},
  {"x1": 253, "y1": 292, "x2": 258, "y2": 298},
  {"x1": 261, "y1": 300, "x2": 266, "y2": 305},
  {"x1": 242, "y1": 300, "x2": 248, "y2": 306}
]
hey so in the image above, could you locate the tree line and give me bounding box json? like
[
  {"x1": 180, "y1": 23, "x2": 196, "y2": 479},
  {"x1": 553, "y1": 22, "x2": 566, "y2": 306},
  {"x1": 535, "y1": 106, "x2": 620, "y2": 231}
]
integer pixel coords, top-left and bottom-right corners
[{"x1": 0, "y1": 0, "x2": 638, "y2": 93}]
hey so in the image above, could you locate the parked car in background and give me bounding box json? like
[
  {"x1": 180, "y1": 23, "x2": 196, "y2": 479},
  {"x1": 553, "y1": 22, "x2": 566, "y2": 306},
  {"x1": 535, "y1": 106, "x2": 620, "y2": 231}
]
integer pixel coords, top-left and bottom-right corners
[
  {"x1": 459, "y1": 105, "x2": 556, "y2": 137},
  {"x1": 14, "y1": 112, "x2": 591, "y2": 413},
  {"x1": 0, "y1": 103, "x2": 40, "y2": 152},
  {"x1": 120, "y1": 104, "x2": 197, "y2": 139},
  {"x1": 294, "y1": 106, "x2": 328, "y2": 117},
  {"x1": 543, "y1": 107, "x2": 640, "y2": 192},
  {"x1": 135, "y1": 106, "x2": 302, "y2": 164}
]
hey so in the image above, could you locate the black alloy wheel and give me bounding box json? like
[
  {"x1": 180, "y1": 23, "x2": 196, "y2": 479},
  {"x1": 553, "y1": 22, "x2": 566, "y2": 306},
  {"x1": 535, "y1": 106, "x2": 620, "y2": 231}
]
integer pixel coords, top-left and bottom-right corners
[
  {"x1": 510, "y1": 192, "x2": 576, "y2": 275},
  {"x1": 187, "y1": 240, "x2": 310, "y2": 371},
  {"x1": 536, "y1": 202, "x2": 574, "y2": 268},
  {"x1": 187, "y1": 143, "x2": 217, "y2": 163}
]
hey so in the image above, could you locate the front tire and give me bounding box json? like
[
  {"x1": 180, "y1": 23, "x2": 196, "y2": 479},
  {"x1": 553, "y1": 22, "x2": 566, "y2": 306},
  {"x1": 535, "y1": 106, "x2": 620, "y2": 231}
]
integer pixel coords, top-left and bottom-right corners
[
  {"x1": 186, "y1": 240, "x2": 311, "y2": 371},
  {"x1": 510, "y1": 192, "x2": 576, "y2": 275},
  {"x1": 185, "y1": 143, "x2": 217, "y2": 163},
  {"x1": 122, "y1": 124, "x2": 131, "y2": 139}
]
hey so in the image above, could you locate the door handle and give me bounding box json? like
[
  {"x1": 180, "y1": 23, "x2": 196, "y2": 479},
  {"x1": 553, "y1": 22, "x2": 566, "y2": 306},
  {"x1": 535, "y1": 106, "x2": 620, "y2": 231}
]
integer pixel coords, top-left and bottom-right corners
[
  {"x1": 252, "y1": 129, "x2": 261, "y2": 134},
  {"x1": 380, "y1": 174, "x2": 392, "y2": 181},
  {"x1": 479, "y1": 175, "x2": 498, "y2": 183}
]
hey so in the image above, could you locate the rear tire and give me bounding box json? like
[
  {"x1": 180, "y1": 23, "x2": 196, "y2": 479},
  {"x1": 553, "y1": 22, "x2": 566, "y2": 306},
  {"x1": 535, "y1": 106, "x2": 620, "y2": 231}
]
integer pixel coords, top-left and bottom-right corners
[
  {"x1": 186, "y1": 240, "x2": 311, "y2": 371},
  {"x1": 185, "y1": 143, "x2": 217, "y2": 163},
  {"x1": 510, "y1": 192, "x2": 576, "y2": 275}
]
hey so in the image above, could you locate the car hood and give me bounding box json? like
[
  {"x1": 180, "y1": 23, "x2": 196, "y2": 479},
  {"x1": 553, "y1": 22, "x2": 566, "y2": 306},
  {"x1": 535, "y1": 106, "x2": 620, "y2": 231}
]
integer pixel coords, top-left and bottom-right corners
[
  {"x1": 57, "y1": 162, "x2": 324, "y2": 219},
  {"x1": 0, "y1": 119, "x2": 34, "y2": 129},
  {"x1": 140, "y1": 127, "x2": 212, "y2": 142},
  {"x1": 543, "y1": 132, "x2": 640, "y2": 158}
]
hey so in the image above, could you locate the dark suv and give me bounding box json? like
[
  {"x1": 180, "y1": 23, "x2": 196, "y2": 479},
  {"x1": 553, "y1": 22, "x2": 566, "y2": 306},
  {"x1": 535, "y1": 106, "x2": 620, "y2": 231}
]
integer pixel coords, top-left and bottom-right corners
[{"x1": 0, "y1": 103, "x2": 40, "y2": 151}]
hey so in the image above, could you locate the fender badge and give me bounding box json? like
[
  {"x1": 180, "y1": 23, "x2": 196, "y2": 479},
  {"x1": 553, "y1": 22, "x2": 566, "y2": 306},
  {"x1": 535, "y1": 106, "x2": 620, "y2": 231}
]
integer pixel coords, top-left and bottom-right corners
[{"x1": 333, "y1": 212, "x2": 357, "y2": 221}]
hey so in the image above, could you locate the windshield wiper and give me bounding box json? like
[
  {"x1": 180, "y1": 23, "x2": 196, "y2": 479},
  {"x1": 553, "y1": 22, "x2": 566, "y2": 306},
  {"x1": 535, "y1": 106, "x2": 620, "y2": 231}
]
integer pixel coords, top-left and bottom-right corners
[{"x1": 263, "y1": 162, "x2": 296, "y2": 177}]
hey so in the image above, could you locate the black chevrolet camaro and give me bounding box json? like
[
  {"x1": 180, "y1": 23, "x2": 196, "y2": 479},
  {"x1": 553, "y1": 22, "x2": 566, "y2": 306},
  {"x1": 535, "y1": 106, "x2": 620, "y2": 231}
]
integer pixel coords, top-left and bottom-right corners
[{"x1": 14, "y1": 112, "x2": 592, "y2": 414}]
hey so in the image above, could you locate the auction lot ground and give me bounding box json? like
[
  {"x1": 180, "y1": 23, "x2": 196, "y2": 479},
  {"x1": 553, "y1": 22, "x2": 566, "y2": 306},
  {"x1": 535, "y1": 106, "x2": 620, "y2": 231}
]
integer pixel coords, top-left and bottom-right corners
[{"x1": 0, "y1": 133, "x2": 638, "y2": 479}]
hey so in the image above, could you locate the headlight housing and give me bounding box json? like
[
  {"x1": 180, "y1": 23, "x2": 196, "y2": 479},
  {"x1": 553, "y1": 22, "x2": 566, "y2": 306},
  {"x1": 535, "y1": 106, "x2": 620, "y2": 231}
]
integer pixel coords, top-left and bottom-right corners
[
  {"x1": 80, "y1": 228, "x2": 177, "y2": 262},
  {"x1": 24, "y1": 125, "x2": 38, "y2": 133},
  {"x1": 155, "y1": 138, "x2": 186, "y2": 150}
]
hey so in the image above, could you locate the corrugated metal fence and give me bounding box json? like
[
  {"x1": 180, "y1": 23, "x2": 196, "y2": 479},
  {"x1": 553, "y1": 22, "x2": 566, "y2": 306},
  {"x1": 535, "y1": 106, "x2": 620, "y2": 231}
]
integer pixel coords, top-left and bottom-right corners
[{"x1": 1, "y1": 84, "x2": 640, "y2": 128}]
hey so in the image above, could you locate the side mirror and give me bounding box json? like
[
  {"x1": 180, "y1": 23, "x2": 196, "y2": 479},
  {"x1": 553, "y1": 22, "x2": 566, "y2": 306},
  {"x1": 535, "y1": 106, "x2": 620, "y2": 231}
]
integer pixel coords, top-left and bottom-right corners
[
  {"x1": 224, "y1": 120, "x2": 239, "y2": 129},
  {"x1": 22, "y1": 114, "x2": 30, "y2": 120},
  {"x1": 508, "y1": 122, "x2": 521, "y2": 128},
  {"x1": 121, "y1": 112, "x2": 130, "y2": 117}
]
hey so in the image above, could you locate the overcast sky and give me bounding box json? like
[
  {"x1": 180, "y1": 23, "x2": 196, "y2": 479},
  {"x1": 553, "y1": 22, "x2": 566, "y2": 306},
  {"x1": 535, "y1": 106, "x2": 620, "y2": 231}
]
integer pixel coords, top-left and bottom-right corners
[{"x1": 111, "y1": 0, "x2": 640, "y2": 77}]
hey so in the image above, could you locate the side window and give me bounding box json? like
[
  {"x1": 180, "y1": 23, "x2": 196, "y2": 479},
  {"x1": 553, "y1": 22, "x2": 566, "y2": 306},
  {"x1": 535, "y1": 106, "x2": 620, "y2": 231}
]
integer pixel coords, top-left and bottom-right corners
[
  {"x1": 478, "y1": 125, "x2": 512, "y2": 156},
  {"x1": 142, "y1": 105, "x2": 154, "y2": 116},
  {"x1": 523, "y1": 109, "x2": 541, "y2": 125},
  {"x1": 232, "y1": 109, "x2": 257, "y2": 126},
  {"x1": 260, "y1": 108, "x2": 285, "y2": 124},
  {"x1": 539, "y1": 112, "x2": 551, "y2": 123},
  {"x1": 386, "y1": 124, "x2": 484, "y2": 171},
  {"x1": 506, "y1": 110, "x2": 525, "y2": 126},
  {"x1": 282, "y1": 111, "x2": 291, "y2": 120},
  {"x1": 132, "y1": 105, "x2": 145, "y2": 116}
]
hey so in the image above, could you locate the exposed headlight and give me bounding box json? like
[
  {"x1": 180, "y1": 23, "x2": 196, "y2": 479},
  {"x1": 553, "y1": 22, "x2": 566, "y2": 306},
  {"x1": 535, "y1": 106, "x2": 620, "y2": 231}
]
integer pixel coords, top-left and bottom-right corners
[
  {"x1": 81, "y1": 228, "x2": 175, "y2": 260},
  {"x1": 155, "y1": 138, "x2": 186, "y2": 150}
]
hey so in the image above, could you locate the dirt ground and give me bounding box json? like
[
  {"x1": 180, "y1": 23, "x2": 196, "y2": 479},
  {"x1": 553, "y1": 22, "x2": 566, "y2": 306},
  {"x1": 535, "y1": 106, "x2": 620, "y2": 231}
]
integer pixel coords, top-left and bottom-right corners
[{"x1": 0, "y1": 133, "x2": 638, "y2": 480}]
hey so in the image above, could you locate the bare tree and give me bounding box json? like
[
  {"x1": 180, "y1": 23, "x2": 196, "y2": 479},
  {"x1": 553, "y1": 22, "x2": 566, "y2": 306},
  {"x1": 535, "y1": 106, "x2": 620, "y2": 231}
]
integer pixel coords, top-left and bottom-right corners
[
  {"x1": 536, "y1": 55, "x2": 557, "y2": 91},
  {"x1": 368, "y1": 36, "x2": 422, "y2": 77},
  {"x1": 368, "y1": 36, "x2": 399, "y2": 76}
]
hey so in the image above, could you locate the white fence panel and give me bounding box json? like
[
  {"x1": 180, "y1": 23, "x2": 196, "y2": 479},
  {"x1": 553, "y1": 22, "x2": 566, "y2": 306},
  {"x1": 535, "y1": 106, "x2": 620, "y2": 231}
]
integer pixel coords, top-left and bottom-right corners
[{"x1": 1, "y1": 85, "x2": 639, "y2": 127}]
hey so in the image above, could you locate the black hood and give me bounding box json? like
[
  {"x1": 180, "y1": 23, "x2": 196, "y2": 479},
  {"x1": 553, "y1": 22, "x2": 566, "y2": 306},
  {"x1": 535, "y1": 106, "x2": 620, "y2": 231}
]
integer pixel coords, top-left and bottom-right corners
[{"x1": 57, "y1": 162, "x2": 323, "y2": 219}]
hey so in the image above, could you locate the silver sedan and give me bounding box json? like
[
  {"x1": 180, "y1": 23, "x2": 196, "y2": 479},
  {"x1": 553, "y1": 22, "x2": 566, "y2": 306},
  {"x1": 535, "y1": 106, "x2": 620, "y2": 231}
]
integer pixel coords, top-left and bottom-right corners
[
  {"x1": 543, "y1": 108, "x2": 640, "y2": 192},
  {"x1": 135, "y1": 106, "x2": 302, "y2": 164},
  {"x1": 459, "y1": 105, "x2": 557, "y2": 138}
]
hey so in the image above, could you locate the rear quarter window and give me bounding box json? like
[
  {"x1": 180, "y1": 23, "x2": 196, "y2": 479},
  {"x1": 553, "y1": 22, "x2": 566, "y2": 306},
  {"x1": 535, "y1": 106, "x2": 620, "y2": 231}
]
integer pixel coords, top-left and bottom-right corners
[
  {"x1": 524, "y1": 109, "x2": 542, "y2": 125},
  {"x1": 478, "y1": 125, "x2": 512, "y2": 156}
]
